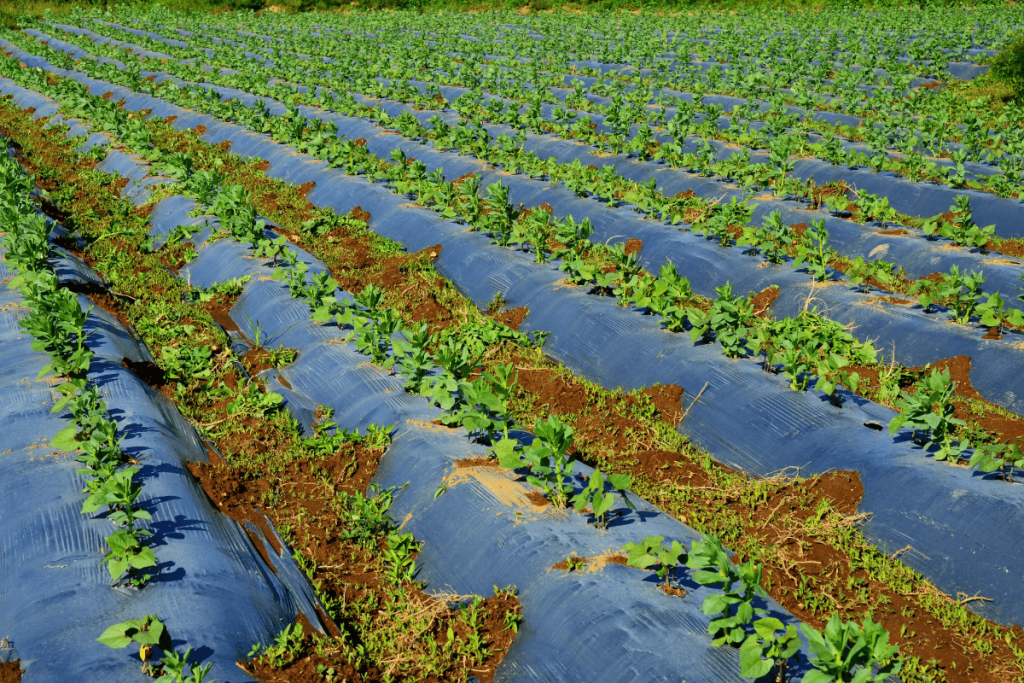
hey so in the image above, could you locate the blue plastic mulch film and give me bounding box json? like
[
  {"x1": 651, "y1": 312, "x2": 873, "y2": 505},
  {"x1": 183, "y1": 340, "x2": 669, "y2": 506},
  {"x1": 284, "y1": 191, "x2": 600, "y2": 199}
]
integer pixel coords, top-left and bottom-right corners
[
  {"x1": 173, "y1": 225, "x2": 820, "y2": 683},
  {"x1": 7, "y1": 42, "x2": 1024, "y2": 428},
  {"x1": 4, "y1": 66, "x2": 1023, "y2": 636},
  {"x1": 28, "y1": 19, "x2": 1024, "y2": 242},
  {"x1": 0, "y1": 251, "x2": 329, "y2": 682},
  {"x1": 0, "y1": 73, "x2": 826, "y2": 683},
  {"x1": 14, "y1": 25, "x2": 1024, "y2": 314}
]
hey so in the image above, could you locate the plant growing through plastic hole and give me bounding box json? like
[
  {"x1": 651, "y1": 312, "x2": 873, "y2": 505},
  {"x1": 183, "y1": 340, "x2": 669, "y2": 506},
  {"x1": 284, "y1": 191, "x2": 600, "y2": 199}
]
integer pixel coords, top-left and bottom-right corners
[
  {"x1": 801, "y1": 615, "x2": 901, "y2": 683},
  {"x1": 888, "y1": 368, "x2": 967, "y2": 461},
  {"x1": 96, "y1": 614, "x2": 172, "y2": 676},
  {"x1": 571, "y1": 469, "x2": 635, "y2": 528},
  {"x1": 945, "y1": 267, "x2": 987, "y2": 324},
  {"x1": 687, "y1": 535, "x2": 768, "y2": 646},
  {"x1": 154, "y1": 645, "x2": 215, "y2": 683},
  {"x1": 740, "y1": 617, "x2": 801, "y2": 682},
  {"x1": 739, "y1": 210, "x2": 792, "y2": 264},
  {"x1": 976, "y1": 291, "x2": 1024, "y2": 334},
  {"x1": 969, "y1": 442, "x2": 1024, "y2": 482},
  {"x1": 845, "y1": 257, "x2": 892, "y2": 294},
  {"x1": 443, "y1": 363, "x2": 518, "y2": 442},
  {"x1": 623, "y1": 535, "x2": 686, "y2": 585},
  {"x1": 686, "y1": 281, "x2": 756, "y2": 358},
  {"x1": 495, "y1": 416, "x2": 577, "y2": 508},
  {"x1": 921, "y1": 195, "x2": 995, "y2": 250},
  {"x1": 793, "y1": 218, "x2": 834, "y2": 281},
  {"x1": 102, "y1": 528, "x2": 157, "y2": 587},
  {"x1": 82, "y1": 467, "x2": 151, "y2": 532}
]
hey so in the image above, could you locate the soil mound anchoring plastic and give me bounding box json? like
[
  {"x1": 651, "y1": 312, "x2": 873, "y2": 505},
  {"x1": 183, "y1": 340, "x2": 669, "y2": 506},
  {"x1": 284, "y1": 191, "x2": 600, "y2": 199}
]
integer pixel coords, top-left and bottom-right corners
[
  {"x1": 165, "y1": 205, "x2": 820, "y2": 683},
  {"x1": 8, "y1": 67, "x2": 1024, "y2": 629}
]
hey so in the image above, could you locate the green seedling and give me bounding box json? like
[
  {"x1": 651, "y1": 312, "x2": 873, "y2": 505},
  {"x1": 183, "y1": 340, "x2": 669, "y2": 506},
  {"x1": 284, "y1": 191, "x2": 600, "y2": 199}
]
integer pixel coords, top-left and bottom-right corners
[
  {"x1": 802, "y1": 615, "x2": 901, "y2": 683},
  {"x1": 969, "y1": 442, "x2": 1024, "y2": 482},
  {"x1": 922, "y1": 195, "x2": 995, "y2": 250},
  {"x1": 249, "y1": 623, "x2": 304, "y2": 669},
  {"x1": 156, "y1": 646, "x2": 215, "y2": 683},
  {"x1": 97, "y1": 614, "x2": 171, "y2": 675},
  {"x1": 520, "y1": 416, "x2": 577, "y2": 508},
  {"x1": 383, "y1": 532, "x2": 419, "y2": 584},
  {"x1": 792, "y1": 218, "x2": 834, "y2": 281},
  {"x1": 102, "y1": 528, "x2": 157, "y2": 587},
  {"x1": 976, "y1": 291, "x2": 1024, "y2": 334},
  {"x1": 686, "y1": 281, "x2": 756, "y2": 357},
  {"x1": 688, "y1": 535, "x2": 767, "y2": 646},
  {"x1": 338, "y1": 483, "x2": 402, "y2": 547},
  {"x1": 845, "y1": 257, "x2": 892, "y2": 294},
  {"x1": 82, "y1": 467, "x2": 152, "y2": 533},
  {"x1": 740, "y1": 617, "x2": 801, "y2": 682},
  {"x1": 563, "y1": 555, "x2": 587, "y2": 572},
  {"x1": 888, "y1": 368, "x2": 966, "y2": 460},
  {"x1": 571, "y1": 469, "x2": 635, "y2": 528},
  {"x1": 623, "y1": 535, "x2": 686, "y2": 585}
]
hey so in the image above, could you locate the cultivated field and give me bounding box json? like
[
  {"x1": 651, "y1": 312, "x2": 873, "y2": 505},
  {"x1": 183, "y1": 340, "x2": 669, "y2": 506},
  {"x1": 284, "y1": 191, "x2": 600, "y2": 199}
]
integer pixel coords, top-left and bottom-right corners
[{"x1": 2, "y1": 5, "x2": 1024, "y2": 683}]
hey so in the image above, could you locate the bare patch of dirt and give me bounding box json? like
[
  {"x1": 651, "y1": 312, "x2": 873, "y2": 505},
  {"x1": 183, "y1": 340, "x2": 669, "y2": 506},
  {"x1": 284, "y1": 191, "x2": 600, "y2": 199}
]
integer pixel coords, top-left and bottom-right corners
[
  {"x1": 751, "y1": 285, "x2": 780, "y2": 318},
  {"x1": 489, "y1": 306, "x2": 528, "y2": 331}
]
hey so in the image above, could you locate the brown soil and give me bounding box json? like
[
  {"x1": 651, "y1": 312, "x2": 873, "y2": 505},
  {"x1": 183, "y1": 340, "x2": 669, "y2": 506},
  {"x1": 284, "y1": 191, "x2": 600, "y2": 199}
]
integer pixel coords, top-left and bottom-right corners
[
  {"x1": 350, "y1": 205, "x2": 371, "y2": 223},
  {"x1": 864, "y1": 295, "x2": 914, "y2": 305},
  {"x1": 455, "y1": 457, "x2": 499, "y2": 468},
  {"x1": 751, "y1": 285, "x2": 780, "y2": 318},
  {"x1": 623, "y1": 237, "x2": 643, "y2": 256},
  {"x1": 8, "y1": 91, "x2": 1017, "y2": 683},
  {"x1": 0, "y1": 663, "x2": 21, "y2": 683},
  {"x1": 791, "y1": 222, "x2": 809, "y2": 238},
  {"x1": 63, "y1": 280, "x2": 136, "y2": 333},
  {"x1": 659, "y1": 583, "x2": 686, "y2": 597},
  {"x1": 983, "y1": 327, "x2": 1003, "y2": 340},
  {"x1": 877, "y1": 228, "x2": 909, "y2": 235},
  {"x1": 989, "y1": 239, "x2": 1024, "y2": 258},
  {"x1": 487, "y1": 330, "x2": 1020, "y2": 679},
  {"x1": 241, "y1": 347, "x2": 276, "y2": 375},
  {"x1": 188, "y1": 398, "x2": 519, "y2": 683},
  {"x1": 640, "y1": 384, "x2": 684, "y2": 425},
  {"x1": 205, "y1": 293, "x2": 240, "y2": 333},
  {"x1": 852, "y1": 356, "x2": 1024, "y2": 446},
  {"x1": 489, "y1": 306, "x2": 528, "y2": 331},
  {"x1": 121, "y1": 358, "x2": 171, "y2": 397},
  {"x1": 525, "y1": 490, "x2": 550, "y2": 507}
]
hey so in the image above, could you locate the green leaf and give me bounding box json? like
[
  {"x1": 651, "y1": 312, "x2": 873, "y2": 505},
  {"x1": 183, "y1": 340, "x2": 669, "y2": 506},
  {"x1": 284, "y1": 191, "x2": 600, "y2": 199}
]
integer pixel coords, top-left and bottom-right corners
[
  {"x1": 51, "y1": 425, "x2": 80, "y2": 451},
  {"x1": 96, "y1": 622, "x2": 137, "y2": 649},
  {"x1": 753, "y1": 617, "x2": 783, "y2": 638},
  {"x1": 127, "y1": 547, "x2": 157, "y2": 570},
  {"x1": 739, "y1": 637, "x2": 774, "y2": 679}
]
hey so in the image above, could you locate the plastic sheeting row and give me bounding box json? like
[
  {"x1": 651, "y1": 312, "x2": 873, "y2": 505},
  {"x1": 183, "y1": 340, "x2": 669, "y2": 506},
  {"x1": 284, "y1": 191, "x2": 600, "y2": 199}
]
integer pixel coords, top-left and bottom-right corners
[
  {"x1": 4, "y1": 68, "x2": 1022, "y2": 628},
  {"x1": 0, "y1": 168, "x2": 326, "y2": 683}
]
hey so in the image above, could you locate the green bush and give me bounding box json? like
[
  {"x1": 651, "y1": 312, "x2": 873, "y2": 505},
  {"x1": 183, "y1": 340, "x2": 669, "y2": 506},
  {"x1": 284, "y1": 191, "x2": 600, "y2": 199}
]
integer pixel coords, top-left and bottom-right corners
[{"x1": 988, "y1": 35, "x2": 1024, "y2": 96}]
